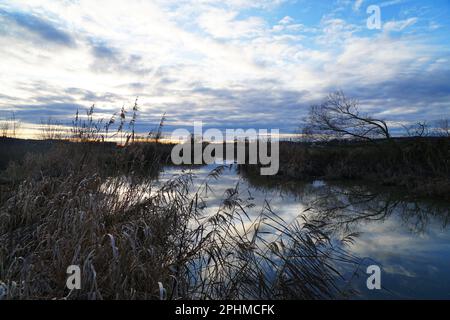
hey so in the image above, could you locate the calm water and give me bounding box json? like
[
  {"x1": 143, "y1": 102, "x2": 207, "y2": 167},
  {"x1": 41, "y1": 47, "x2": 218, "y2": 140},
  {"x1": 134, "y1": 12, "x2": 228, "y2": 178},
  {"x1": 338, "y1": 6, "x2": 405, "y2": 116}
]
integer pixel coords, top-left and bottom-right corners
[{"x1": 158, "y1": 163, "x2": 450, "y2": 299}]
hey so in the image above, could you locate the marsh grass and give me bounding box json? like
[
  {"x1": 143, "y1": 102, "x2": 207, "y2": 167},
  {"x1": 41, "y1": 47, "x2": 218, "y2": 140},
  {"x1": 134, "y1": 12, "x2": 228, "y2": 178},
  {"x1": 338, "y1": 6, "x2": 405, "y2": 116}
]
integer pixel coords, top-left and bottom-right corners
[
  {"x1": 0, "y1": 145, "x2": 359, "y2": 300},
  {"x1": 0, "y1": 105, "x2": 362, "y2": 300}
]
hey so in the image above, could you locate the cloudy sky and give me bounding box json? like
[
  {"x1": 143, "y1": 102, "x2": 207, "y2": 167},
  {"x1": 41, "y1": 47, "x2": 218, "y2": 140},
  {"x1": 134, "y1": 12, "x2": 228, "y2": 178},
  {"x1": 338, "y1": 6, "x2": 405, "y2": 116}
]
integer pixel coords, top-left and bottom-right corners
[{"x1": 0, "y1": 0, "x2": 449, "y2": 136}]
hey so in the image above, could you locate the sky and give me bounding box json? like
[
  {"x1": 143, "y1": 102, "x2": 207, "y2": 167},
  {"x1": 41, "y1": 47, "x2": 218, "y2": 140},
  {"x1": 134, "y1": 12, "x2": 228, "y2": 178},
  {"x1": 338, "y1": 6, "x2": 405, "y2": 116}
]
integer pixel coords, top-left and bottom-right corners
[{"x1": 0, "y1": 0, "x2": 449, "y2": 136}]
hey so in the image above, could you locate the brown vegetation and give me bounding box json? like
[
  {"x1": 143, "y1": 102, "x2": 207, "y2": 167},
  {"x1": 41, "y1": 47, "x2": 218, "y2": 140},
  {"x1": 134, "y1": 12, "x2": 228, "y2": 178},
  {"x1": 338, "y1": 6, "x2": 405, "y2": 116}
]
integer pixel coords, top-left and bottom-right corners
[{"x1": 0, "y1": 106, "x2": 359, "y2": 300}]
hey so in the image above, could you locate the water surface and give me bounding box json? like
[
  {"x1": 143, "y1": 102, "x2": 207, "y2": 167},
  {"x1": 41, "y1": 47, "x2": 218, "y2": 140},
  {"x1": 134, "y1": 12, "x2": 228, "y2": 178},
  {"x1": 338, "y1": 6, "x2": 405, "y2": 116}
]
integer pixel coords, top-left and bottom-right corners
[{"x1": 159, "y1": 163, "x2": 450, "y2": 299}]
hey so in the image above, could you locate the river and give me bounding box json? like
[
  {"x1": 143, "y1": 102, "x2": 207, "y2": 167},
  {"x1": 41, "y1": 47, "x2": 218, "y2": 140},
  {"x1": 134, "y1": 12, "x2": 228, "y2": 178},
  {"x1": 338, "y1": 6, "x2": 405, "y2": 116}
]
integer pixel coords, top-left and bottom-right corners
[{"x1": 158, "y1": 163, "x2": 450, "y2": 299}]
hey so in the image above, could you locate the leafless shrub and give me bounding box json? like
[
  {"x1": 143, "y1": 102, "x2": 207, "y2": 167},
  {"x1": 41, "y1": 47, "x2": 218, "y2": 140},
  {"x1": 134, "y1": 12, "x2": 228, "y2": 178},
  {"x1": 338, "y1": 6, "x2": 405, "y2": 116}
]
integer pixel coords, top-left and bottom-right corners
[
  {"x1": 435, "y1": 119, "x2": 450, "y2": 137},
  {"x1": 0, "y1": 112, "x2": 21, "y2": 138},
  {"x1": 402, "y1": 119, "x2": 450, "y2": 138},
  {"x1": 403, "y1": 121, "x2": 430, "y2": 137},
  {"x1": 40, "y1": 117, "x2": 66, "y2": 140},
  {"x1": 0, "y1": 120, "x2": 10, "y2": 138}
]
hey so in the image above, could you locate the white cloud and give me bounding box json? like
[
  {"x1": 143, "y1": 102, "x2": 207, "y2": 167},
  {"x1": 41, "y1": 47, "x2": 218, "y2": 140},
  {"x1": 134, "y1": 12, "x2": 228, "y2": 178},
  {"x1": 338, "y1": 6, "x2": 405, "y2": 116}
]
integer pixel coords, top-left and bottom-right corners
[
  {"x1": 384, "y1": 17, "x2": 418, "y2": 32},
  {"x1": 279, "y1": 16, "x2": 294, "y2": 25},
  {"x1": 317, "y1": 18, "x2": 360, "y2": 45},
  {"x1": 429, "y1": 21, "x2": 441, "y2": 30},
  {"x1": 0, "y1": 0, "x2": 448, "y2": 133},
  {"x1": 197, "y1": 9, "x2": 266, "y2": 39},
  {"x1": 353, "y1": 0, "x2": 364, "y2": 12}
]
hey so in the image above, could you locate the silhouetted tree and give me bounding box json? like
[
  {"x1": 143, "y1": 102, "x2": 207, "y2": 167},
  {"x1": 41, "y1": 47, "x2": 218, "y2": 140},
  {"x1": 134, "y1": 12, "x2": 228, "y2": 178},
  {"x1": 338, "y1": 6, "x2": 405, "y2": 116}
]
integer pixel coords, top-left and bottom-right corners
[
  {"x1": 403, "y1": 121, "x2": 429, "y2": 137},
  {"x1": 303, "y1": 91, "x2": 391, "y2": 142},
  {"x1": 0, "y1": 112, "x2": 21, "y2": 138},
  {"x1": 436, "y1": 119, "x2": 449, "y2": 137}
]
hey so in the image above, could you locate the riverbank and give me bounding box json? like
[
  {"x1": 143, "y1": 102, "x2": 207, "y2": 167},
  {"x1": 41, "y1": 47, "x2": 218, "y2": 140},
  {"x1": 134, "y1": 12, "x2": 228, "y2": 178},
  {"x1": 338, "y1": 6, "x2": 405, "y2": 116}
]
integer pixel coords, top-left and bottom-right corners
[{"x1": 240, "y1": 137, "x2": 450, "y2": 201}]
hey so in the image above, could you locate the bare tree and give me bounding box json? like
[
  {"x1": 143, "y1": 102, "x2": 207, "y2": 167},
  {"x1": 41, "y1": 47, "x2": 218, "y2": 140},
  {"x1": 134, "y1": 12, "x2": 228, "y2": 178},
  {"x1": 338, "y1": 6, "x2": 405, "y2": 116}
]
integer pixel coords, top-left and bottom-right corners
[
  {"x1": 303, "y1": 91, "x2": 391, "y2": 142},
  {"x1": 0, "y1": 119, "x2": 10, "y2": 138},
  {"x1": 403, "y1": 121, "x2": 429, "y2": 137},
  {"x1": 435, "y1": 119, "x2": 450, "y2": 137},
  {"x1": 11, "y1": 112, "x2": 22, "y2": 138},
  {"x1": 0, "y1": 112, "x2": 21, "y2": 138}
]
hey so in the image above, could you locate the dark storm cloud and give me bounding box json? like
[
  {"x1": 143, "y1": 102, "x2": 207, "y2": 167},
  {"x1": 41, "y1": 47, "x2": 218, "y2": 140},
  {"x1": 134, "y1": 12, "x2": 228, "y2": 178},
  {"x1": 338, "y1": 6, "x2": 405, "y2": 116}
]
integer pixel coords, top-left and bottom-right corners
[{"x1": 0, "y1": 9, "x2": 75, "y2": 47}]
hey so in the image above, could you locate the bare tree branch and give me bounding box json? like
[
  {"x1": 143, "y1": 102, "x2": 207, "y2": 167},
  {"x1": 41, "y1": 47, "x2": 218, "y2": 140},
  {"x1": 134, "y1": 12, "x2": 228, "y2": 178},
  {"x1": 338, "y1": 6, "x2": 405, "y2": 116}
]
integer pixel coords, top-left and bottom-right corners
[{"x1": 302, "y1": 91, "x2": 391, "y2": 142}]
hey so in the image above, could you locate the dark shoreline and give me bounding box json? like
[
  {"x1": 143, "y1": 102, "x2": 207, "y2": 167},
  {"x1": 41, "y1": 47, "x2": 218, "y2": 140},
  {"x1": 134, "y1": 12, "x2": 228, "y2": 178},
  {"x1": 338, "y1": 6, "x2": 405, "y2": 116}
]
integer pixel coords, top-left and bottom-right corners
[{"x1": 1, "y1": 136, "x2": 449, "y2": 201}]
